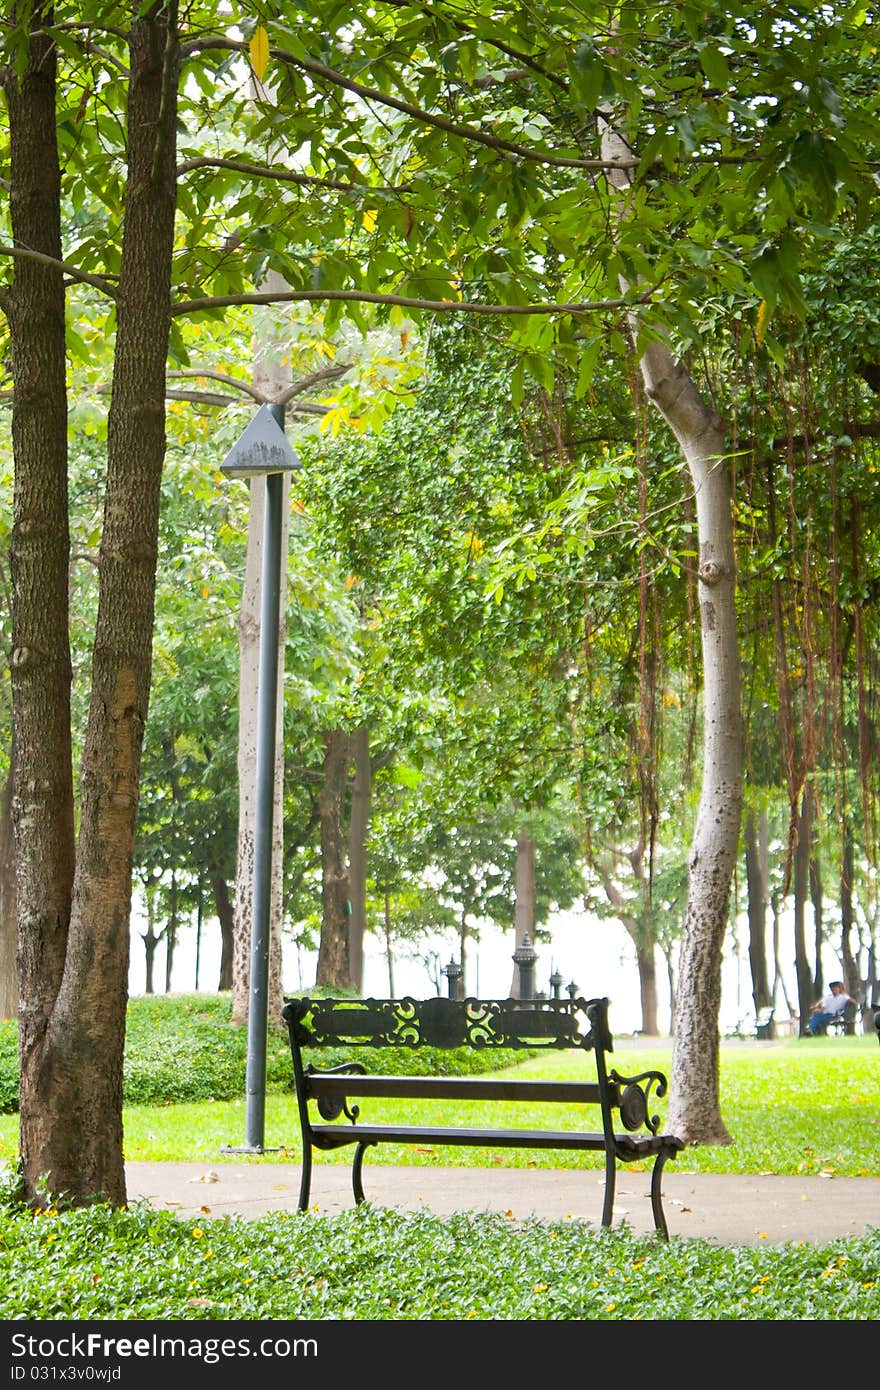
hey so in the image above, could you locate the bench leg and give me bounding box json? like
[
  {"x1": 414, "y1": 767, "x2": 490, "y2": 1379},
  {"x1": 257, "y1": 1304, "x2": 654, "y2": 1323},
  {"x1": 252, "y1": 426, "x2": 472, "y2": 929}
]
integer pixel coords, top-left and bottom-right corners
[
  {"x1": 352, "y1": 1140, "x2": 376, "y2": 1205},
  {"x1": 298, "y1": 1142, "x2": 313, "y2": 1212},
  {"x1": 601, "y1": 1147, "x2": 617, "y2": 1229},
  {"x1": 650, "y1": 1151, "x2": 673, "y2": 1241}
]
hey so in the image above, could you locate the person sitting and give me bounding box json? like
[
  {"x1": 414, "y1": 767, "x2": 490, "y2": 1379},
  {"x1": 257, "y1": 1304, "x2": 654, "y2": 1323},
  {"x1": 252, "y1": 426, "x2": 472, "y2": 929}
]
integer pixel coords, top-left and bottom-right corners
[{"x1": 807, "y1": 981, "x2": 857, "y2": 1036}]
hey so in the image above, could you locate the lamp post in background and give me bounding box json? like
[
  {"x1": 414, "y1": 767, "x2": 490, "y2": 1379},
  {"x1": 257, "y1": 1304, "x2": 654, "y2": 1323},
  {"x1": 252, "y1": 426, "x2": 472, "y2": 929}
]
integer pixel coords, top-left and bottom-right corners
[{"x1": 220, "y1": 403, "x2": 301, "y2": 1153}]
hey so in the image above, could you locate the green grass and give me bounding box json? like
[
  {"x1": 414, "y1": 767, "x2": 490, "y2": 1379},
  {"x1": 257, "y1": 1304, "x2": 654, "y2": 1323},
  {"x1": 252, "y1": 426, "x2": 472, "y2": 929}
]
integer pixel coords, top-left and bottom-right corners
[
  {"x1": 1, "y1": 996, "x2": 878, "y2": 1322},
  {"x1": 0, "y1": 1196, "x2": 877, "y2": 1320},
  {"x1": 0, "y1": 1005, "x2": 876, "y2": 1176}
]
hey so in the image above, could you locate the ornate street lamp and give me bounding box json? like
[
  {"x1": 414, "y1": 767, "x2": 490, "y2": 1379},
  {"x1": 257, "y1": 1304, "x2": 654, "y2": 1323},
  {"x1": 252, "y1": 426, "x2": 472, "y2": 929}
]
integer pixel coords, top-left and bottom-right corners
[
  {"x1": 512, "y1": 933, "x2": 538, "y2": 1001},
  {"x1": 442, "y1": 957, "x2": 463, "y2": 1000}
]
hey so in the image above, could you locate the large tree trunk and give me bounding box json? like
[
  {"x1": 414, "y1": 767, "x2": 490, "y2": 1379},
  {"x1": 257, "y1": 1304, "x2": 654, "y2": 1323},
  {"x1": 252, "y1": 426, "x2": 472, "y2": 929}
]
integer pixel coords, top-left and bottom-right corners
[
  {"x1": 13, "y1": 9, "x2": 179, "y2": 1205},
  {"x1": 316, "y1": 729, "x2": 351, "y2": 987},
  {"x1": 4, "y1": 6, "x2": 77, "y2": 1199},
  {"x1": 745, "y1": 808, "x2": 771, "y2": 1013},
  {"x1": 230, "y1": 269, "x2": 290, "y2": 1027},
  {"x1": 0, "y1": 764, "x2": 18, "y2": 1021},
  {"x1": 601, "y1": 120, "x2": 742, "y2": 1140},
  {"x1": 347, "y1": 726, "x2": 371, "y2": 992},
  {"x1": 643, "y1": 343, "x2": 742, "y2": 1143},
  {"x1": 508, "y1": 825, "x2": 536, "y2": 998}
]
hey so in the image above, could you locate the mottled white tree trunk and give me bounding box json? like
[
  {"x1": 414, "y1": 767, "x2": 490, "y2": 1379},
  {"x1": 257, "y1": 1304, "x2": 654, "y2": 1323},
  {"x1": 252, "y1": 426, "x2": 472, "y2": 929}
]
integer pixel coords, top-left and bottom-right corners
[
  {"x1": 638, "y1": 344, "x2": 742, "y2": 1142},
  {"x1": 231, "y1": 270, "x2": 289, "y2": 1026},
  {"x1": 601, "y1": 123, "x2": 743, "y2": 1142}
]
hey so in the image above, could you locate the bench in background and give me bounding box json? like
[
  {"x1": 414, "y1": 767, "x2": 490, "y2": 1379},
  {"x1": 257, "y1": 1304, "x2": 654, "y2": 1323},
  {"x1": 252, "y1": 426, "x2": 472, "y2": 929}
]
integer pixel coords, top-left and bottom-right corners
[{"x1": 281, "y1": 994, "x2": 684, "y2": 1239}]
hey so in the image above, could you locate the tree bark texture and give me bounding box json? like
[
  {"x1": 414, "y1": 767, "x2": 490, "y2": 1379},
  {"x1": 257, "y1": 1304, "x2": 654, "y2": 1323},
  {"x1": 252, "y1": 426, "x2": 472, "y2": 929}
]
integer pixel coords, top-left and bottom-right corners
[
  {"x1": 0, "y1": 765, "x2": 18, "y2": 1021},
  {"x1": 230, "y1": 468, "x2": 288, "y2": 1025},
  {"x1": 12, "y1": 9, "x2": 179, "y2": 1205},
  {"x1": 4, "y1": 8, "x2": 77, "y2": 1168},
  {"x1": 230, "y1": 266, "x2": 291, "y2": 1026},
  {"x1": 793, "y1": 785, "x2": 813, "y2": 1034},
  {"x1": 642, "y1": 343, "x2": 742, "y2": 1143},
  {"x1": 316, "y1": 729, "x2": 351, "y2": 987},
  {"x1": 212, "y1": 875, "x2": 234, "y2": 991},
  {"x1": 744, "y1": 809, "x2": 771, "y2": 1013},
  {"x1": 601, "y1": 121, "x2": 743, "y2": 1140}
]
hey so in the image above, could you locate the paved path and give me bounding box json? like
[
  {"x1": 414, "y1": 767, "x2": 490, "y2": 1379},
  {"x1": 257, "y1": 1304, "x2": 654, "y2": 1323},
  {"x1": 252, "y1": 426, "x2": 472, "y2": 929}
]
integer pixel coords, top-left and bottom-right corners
[{"x1": 125, "y1": 1161, "x2": 880, "y2": 1247}]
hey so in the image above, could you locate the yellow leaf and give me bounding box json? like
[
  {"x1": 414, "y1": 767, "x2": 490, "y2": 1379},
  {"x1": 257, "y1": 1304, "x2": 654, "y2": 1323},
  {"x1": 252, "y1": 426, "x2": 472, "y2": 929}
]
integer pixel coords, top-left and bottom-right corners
[
  {"x1": 250, "y1": 25, "x2": 270, "y2": 82},
  {"x1": 362, "y1": 208, "x2": 377, "y2": 233},
  {"x1": 755, "y1": 298, "x2": 771, "y2": 345}
]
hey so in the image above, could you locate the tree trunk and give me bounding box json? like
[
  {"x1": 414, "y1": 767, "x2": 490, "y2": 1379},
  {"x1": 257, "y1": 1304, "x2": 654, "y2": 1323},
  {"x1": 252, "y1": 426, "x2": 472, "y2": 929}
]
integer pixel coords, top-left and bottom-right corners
[
  {"x1": 384, "y1": 892, "x2": 395, "y2": 996},
  {"x1": 164, "y1": 869, "x2": 178, "y2": 993},
  {"x1": 4, "y1": 5, "x2": 77, "y2": 1201},
  {"x1": 316, "y1": 729, "x2": 351, "y2": 987},
  {"x1": 642, "y1": 341, "x2": 742, "y2": 1144},
  {"x1": 141, "y1": 884, "x2": 162, "y2": 997},
  {"x1": 793, "y1": 785, "x2": 814, "y2": 1035},
  {"x1": 602, "y1": 121, "x2": 742, "y2": 1141},
  {"x1": 636, "y1": 941, "x2": 659, "y2": 1036},
  {"x1": 840, "y1": 825, "x2": 860, "y2": 1029},
  {"x1": 13, "y1": 9, "x2": 179, "y2": 1205},
  {"x1": 230, "y1": 267, "x2": 290, "y2": 1027},
  {"x1": 0, "y1": 764, "x2": 18, "y2": 1022},
  {"x1": 347, "y1": 726, "x2": 371, "y2": 992},
  {"x1": 509, "y1": 825, "x2": 536, "y2": 998},
  {"x1": 212, "y1": 875, "x2": 234, "y2": 991},
  {"x1": 810, "y1": 849, "x2": 824, "y2": 999},
  {"x1": 744, "y1": 809, "x2": 771, "y2": 1012}
]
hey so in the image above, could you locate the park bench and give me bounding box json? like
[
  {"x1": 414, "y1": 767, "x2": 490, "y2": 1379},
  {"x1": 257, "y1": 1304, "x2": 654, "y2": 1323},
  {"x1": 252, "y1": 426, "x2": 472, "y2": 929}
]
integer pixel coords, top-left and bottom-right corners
[{"x1": 281, "y1": 993, "x2": 684, "y2": 1239}]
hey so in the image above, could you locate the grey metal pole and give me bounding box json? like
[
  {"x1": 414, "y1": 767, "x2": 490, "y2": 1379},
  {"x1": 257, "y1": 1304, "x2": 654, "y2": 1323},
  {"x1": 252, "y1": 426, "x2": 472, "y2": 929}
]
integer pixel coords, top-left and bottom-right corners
[{"x1": 243, "y1": 404, "x2": 285, "y2": 1151}]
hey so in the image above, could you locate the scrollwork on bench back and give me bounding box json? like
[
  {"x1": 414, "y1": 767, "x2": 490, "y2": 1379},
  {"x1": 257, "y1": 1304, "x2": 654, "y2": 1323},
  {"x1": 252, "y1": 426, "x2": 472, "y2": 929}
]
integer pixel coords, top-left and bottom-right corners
[
  {"x1": 285, "y1": 995, "x2": 615, "y2": 1053},
  {"x1": 609, "y1": 1069, "x2": 669, "y2": 1135}
]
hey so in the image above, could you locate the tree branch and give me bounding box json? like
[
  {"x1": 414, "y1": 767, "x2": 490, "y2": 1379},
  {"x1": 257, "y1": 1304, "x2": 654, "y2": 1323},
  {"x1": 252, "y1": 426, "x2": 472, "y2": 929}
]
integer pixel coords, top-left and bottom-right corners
[
  {"x1": 167, "y1": 368, "x2": 265, "y2": 402},
  {"x1": 0, "y1": 242, "x2": 118, "y2": 297},
  {"x1": 280, "y1": 362, "x2": 354, "y2": 404},
  {"x1": 172, "y1": 287, "x2": 643, "y2": 318},
  {"x1": 176, "y1": 155, "x2": 377, "y2": 193},
  {"x1": 180, "y1": 35, "x2": 633, "y2": 172}
]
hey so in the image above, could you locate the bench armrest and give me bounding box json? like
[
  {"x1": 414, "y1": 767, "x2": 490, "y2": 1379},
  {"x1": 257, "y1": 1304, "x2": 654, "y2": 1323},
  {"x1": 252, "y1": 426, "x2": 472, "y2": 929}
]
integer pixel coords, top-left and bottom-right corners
[{"x1": 608, "y1": 1068, "x2": 669, "y2": 1134}]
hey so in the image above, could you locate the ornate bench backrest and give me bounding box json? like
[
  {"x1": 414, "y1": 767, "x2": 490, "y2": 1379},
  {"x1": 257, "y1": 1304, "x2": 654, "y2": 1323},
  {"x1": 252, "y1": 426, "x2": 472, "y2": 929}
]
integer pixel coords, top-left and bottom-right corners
[{"x1": 282, "y1": 995, "x2": 614, "y2": 1054}]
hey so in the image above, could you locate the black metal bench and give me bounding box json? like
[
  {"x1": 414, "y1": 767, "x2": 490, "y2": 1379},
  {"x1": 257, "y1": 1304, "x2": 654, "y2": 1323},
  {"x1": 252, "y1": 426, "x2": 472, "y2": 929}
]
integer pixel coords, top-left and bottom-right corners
[{"x1": 281, "y1": 993, "x2": 684, "y2": 1239}]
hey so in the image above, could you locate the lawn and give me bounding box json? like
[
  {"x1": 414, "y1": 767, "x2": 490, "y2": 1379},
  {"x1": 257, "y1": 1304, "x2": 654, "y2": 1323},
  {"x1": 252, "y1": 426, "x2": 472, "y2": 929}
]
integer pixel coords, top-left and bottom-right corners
[
  {"x1": 0, "y1": 1001, "x2": 877, "y2": 1175},
  {"x1": 1, "y1": 996, "x2": 877, "y2": 1323}
]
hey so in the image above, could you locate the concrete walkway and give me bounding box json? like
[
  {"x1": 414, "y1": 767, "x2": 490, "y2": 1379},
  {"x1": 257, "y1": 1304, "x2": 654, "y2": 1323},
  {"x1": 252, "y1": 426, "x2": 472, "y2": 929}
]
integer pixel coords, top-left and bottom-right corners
[{"x1": 125, "y1": 1160, "x2": 880, "y2": 1248}]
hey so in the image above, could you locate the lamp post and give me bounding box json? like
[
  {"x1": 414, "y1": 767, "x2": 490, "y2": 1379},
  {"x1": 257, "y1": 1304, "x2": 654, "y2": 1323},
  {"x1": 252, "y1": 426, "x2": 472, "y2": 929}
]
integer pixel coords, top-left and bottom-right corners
[
  {"x1": 512, "y1": 933, "x2": 537, "y2": 1001},
  {"x1": 220, "y1": 403, "x2": 301, "y2": 1153},
  {"x1": 442, "y1": 957, "x2": 463, "y2": 1000}
]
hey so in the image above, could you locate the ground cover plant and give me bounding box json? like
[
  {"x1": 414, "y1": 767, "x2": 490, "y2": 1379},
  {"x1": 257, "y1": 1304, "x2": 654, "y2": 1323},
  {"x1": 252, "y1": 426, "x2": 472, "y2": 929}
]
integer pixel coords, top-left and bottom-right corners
[{"x1": 0, "y1": 1194, "x2": 877, "y2": 1321}]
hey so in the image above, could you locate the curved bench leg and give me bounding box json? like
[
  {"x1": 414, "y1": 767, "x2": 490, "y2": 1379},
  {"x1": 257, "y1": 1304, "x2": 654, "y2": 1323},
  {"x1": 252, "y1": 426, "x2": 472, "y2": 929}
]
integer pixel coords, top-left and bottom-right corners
[
  {"x1": 352, "y1": 1141, "x2": 376, "y2": 1205},
  {"x1": 298, "y1": 1142, "x2": 313, "y2": 1212},
  {"x1": 650, "y1": 1151, "x2": 673, "y2": 1240},
  {"x1": 601, "y1": 1147, "x2": 617, "y2": 1228}
]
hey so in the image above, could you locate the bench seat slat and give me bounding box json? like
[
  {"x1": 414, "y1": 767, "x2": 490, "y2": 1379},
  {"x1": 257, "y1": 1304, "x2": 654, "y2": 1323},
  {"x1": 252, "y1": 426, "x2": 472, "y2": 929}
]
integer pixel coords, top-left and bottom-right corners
[
  {"x1": 307, "y1": 1075, "x2": 608, "y2": 1105},
  {"x1": 310, "y1": 1122, "x2": 681, "y2": 1156}
]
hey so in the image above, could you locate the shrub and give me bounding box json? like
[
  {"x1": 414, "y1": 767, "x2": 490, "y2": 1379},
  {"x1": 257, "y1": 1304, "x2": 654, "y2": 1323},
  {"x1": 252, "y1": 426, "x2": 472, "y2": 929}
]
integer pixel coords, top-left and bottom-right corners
[{"x1": 0, "y1": 993, "x2": 524, "y2": 1112}]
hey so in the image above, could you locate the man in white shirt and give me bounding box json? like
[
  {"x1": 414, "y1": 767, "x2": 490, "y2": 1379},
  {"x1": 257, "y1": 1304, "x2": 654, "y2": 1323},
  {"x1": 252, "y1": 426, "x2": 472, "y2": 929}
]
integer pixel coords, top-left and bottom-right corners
[{"x1": 807, "y1": 980, "x2": 857, "y2": 1036}]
